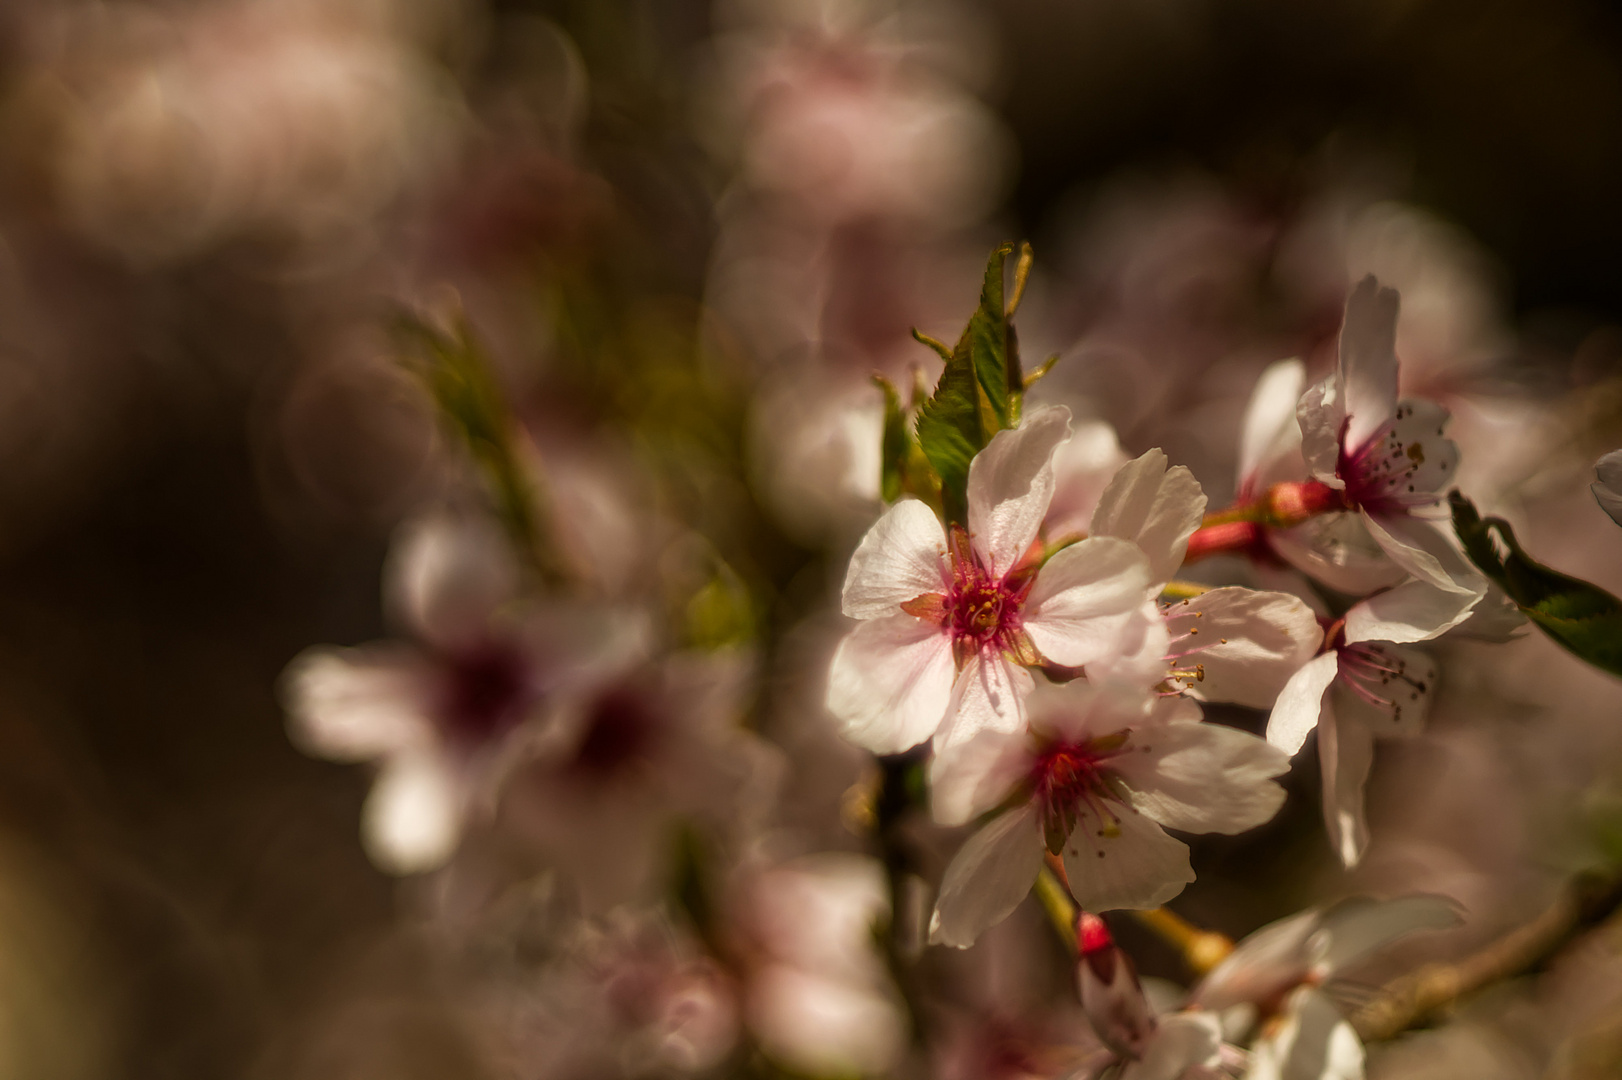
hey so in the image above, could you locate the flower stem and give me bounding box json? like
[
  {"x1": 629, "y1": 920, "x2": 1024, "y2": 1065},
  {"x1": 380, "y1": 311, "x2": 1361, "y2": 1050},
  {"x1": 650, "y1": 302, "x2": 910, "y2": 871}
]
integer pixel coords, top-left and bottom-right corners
[
  {"x1": 1184, "y1": 481, "x2": 1347, "y2": 564},
  {"x1": 1034, "y1": 863, "x2": 1078, "y2": 952},
  {"x1": 1127, "y1": 908, "x2": 1234, "y2": 976}
]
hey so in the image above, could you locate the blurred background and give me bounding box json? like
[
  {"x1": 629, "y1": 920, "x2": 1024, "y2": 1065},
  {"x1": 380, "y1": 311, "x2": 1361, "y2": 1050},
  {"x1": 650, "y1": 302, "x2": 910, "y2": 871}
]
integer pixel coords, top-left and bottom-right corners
[{"x1": 2, "y1": 0, "x2": 1622, "y2": 1077}]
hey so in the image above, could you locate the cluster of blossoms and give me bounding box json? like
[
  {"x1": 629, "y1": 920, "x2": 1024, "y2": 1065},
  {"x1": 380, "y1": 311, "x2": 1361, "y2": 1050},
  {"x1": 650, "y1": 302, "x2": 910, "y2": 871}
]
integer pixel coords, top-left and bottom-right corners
[{"x1": 240, "y1": 5, "x2": 1622, "y2": 1078}]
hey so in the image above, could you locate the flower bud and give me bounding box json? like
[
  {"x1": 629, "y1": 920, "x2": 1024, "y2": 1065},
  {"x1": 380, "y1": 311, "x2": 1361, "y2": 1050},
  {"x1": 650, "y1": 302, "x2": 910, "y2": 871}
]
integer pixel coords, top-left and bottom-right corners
[{"x1": 1076, "y1": 913, "x2": 1155, "y2": 1060}]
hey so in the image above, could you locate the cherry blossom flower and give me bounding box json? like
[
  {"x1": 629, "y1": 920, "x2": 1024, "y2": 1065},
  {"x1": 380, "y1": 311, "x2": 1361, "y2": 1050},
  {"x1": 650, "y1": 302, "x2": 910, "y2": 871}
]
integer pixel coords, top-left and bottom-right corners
[
  {"x1": 281, "y1": 511, "x2": 644, "y2": 874},
  {"x1": 928, "y1": 682, "x2": 1289, "y2": 947},
  {"x1": 1283, "y1": 276, "x2": 1486, "y2": 639},
  {"x1": 485, "y1": 907, "x2": 741, "y2": 1080},
  {"x1": 1593, "y1": 450, "x2": 1622, "y2": 527},
  {"x1": 1076, "y1": 448, "x2": 1323, "y2": 705},
  {"x1": 1190, "y1": 896, "x2": 1461, "y2": 1080},
  {"x1": 501, "y1": 651, "x2": 779, "y2": 912},
  {"x1": 1075, "y1": 913, "x2": 1232, "y2": 1080},
  {"x1": 730, "y1": 853, "x2": 907, "y2": 1079},
  {"x1": 826, "y1": 405, "x2": 1152, "y2": 754},
  {"x1": 1267, "y1": 602, "x2": 1440, "y2": 868}
]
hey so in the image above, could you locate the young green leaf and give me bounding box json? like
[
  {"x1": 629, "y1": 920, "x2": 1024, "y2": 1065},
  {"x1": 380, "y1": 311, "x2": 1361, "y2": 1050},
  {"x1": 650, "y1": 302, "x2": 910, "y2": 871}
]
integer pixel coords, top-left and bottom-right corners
[
  {"x1": 914, "y1": 241, "x2": 1029, "y2": 524},
  {"x1": 1451, "y1": 491, "x2": 1622, "y2": 677}
]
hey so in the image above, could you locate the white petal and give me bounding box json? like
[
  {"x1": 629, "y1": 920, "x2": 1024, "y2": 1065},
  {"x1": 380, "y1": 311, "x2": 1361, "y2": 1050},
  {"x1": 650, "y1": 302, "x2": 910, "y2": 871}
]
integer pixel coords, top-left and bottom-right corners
[
  {"x1": 1174, "y1": 588, "x2": 1324, "y2": 709},
  {"x1": 1316, "y1": 895, "x2": 1462, "y2": 974},
  {"x1": 1267, "y1": 651, "x2": 1339, "y2": 756},
  {"x1": 1251, "y1": 987, "x2": 1363, "y2": 1080},
  {"x1": 930, "y1": 726, "x2": 1033, "y2": 827},
  {"x1": 928, "y1": 804, "x2": 1045, "y2": 948},
  {"x1": 1595, "y1": 450, "x2": 1622, "y2": 527},
  {"x1": 362, "y1": 751, "x2": 463, "y2": 874},
  {"x1": 1296, "y1": 376, "x2": 1346, "y2": 488},
  {"x1": 1085, "y1": 601, "x2": 1174, "y2": 690},
  {"x1": 1024, "y1": 538, "x2": 1153, "y2": 667},
  {"x1": 1026, "y1": 679, "x2": 1158, "y2": 745},
  {"x1": 1338, "y1": 275, "x2": 1401, "y2": 455},
  {"x1": 1061, "y1": 802, "x2": 1194, "y2": 913},
  {"x1": 967, "y1": 405, "x2": 1072, "y2": 575},
  {"x1": 936, "y1": 652, "x2": 1034, "y2": 751},
  {"x1": 1333, "y1": 642, "x2": 1434, "y2": 739},
  {"x1": 387, "y1": 512, "x2": 520, "y2": 650},
  {"x1": 1356, "y1": 512, "x2": 1484, "y2": 639},
  {"x1": 1239, "y1": 359, "x2": 1306, "y2": 491},
  {"x1": 840, "y1": 500, "x2": 949, "y2": 619},
  {"x1": 1190, "y1": 909, "x2": 1321, "y2": 1012},
  {"x1": 1089, "y1": 449, "x2": 1208, "y2": 588},
  {"x1": 1383, "y1": 399, "x2": 1459, "y2": 500},
  {"x1": 1268, "y1": 512, "x2": 1403, "y2": 596},
  {"x1": 1118, "y1": 1014, "x2": 1223, "y2": 1080},
  {"x1": 1115, "y1": 718, "x2": 1289, "y2": 835},
  {"x1": 1319, "y1": 696, "x2": 1375, "y2": 869},
  {"x1": 1045, "y1": 419, "x2": 1129, "y2": 537},
  {"x1": 825, "y1": 615, "x2": 955, "y2": 754},
  {"x1": 280, "y1": 644, "x2": 435, "y2": 762}
]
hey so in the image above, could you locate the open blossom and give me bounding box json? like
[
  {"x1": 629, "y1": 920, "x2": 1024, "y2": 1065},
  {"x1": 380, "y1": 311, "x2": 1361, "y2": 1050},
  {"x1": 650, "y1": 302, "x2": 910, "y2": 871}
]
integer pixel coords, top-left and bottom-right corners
[
  {"x1": 502, "y1": 651, "x2": 779, "y2": 912},
  {"x1": 1191, "y1": 896, "x2": 1460, "y2": 1080},
  {"x1": 1231, "y1": 284, "x2": 1485, "y2": 642},
  {"x1": 928, "y1": 682, "x2": 1288, "y2": 948},
  {"x1": 827, "y1": 405, "x2": 1152, "y2": 754},
  {"x1": 1278, "y1": 276, "x2": 1486, "y2": 639},
  {"x1": 281, "y1": 511, "x2": 644, "y2": 874},
  {"x1": 1267, "y1": 601, "x2": 1439, "y2": 868},
  {"x1": 730, "y1": 853, "x2": 908, "y2": 1079},
  {"x1": 1076, "y1": 448, "x2": 1323, "y2": 705}
]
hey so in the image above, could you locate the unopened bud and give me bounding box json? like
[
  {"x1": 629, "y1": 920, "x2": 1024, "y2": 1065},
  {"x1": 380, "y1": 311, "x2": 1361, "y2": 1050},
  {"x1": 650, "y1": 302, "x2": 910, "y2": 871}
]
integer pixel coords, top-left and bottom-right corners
[{"x1": 1076, "y1": 913, "x2": 1155, "y2": 1059}]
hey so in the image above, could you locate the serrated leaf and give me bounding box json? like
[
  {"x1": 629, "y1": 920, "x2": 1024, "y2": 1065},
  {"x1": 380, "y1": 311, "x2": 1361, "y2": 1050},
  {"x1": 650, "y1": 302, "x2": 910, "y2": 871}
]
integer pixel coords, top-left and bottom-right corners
[
  {"x1": 1451, "y1": 491, "x2": 1622, "y2": 677},
  {"x1": 915, "y1": 242, "x2": 1028, "y2": 525}
]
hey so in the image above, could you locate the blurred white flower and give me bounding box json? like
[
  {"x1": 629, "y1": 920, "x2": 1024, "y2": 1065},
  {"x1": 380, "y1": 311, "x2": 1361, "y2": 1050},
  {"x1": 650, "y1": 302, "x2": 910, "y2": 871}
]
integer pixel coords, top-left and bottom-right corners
[
  {"x1": 928, "y1": 682, "x2": 1288, "y2": 948},
  {"x1": 1191, "y1": 897, "x2": 1461, "y2": 1080},
  {"x1": 280, "y1": 511, "x2": 644, "y2": 874},
  {"x1": 489, "y1": 907, "x2": 741, "y2": 1080},
  {"x1": 731, "y1": 853, "x2": 907, "y2": 1078},
  {"x1": 501, "y1": 651, "x2": 779, "y2": 912},
  {"x1": 827, "y1": 406, "x2": 1151, "y2": 754}
]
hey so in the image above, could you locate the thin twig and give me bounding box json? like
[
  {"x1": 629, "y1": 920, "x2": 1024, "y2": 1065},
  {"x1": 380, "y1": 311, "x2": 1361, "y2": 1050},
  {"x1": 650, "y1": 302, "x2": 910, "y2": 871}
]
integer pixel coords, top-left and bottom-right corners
[{"x1": 1351, "y1": 872, "x2": 1622, "y2": 1041}]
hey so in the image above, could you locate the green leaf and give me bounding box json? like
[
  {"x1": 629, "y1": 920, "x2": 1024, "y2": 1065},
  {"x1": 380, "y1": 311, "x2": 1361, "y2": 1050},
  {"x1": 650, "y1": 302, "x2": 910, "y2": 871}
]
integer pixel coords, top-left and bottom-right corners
[
  {"x1": 915, "y1": 242, "x2": 1026, "y2": 525},
  {"x1": 873, "y1": 375, "x2": 941, "y2": 512},
  {"x1": 1451, "y1": 491, "x2": 1622, "y2": 677}
]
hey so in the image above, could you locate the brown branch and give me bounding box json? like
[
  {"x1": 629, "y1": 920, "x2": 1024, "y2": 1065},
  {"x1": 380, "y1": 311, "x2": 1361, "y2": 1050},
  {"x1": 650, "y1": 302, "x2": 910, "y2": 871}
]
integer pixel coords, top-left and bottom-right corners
[{"x1": 1351, "y1": 872, "x2": 1622, "y2": 1042}]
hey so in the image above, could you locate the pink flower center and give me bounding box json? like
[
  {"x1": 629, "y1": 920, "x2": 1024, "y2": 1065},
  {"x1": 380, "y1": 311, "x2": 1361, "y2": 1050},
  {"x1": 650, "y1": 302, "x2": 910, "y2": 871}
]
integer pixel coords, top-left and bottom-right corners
[
  {"x1": 1030, "y1": 732, "x2": 1134, "y2": 853},
  {"x1": 1339, "y1": 407, "x2": 1439, "y2": 513},
  {"x1": 439, "y1": 640, "x2": 533, "y2": 744},
  {"x1": 944, "y1": 543, "x2": 1033, "y2": 658}
]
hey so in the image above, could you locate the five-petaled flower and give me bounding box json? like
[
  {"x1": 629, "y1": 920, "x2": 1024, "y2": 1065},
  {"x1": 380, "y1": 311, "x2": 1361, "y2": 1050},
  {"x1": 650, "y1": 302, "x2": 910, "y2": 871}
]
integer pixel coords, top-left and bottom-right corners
[
  {"x1": 826, "y1": 405, "x2": 1152, "y2": 755},
  {"x1": 1278, "y1": 276, "x2": 1486, "y2": 640},
  {"x1": 927, "y1": 681, "x2": 1289, "y2": 948}
]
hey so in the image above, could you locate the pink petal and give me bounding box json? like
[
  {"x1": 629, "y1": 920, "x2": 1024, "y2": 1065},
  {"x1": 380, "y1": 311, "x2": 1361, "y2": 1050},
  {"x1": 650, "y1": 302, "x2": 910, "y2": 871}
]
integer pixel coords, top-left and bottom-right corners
[
  {"x1": 928, "y1": 804, "x2": 1045, "y2": 949},
  {"x1": 1319, "y1": 695, "x2": 1375, "y2": 869},
  {"x1": 1114, "y1": 716, "x2": 1289, "y2": 835},
  {"x1": 1060, "y1": 802, "x2": 1194, "y2": 913},
  {"x1": 1267, "y1": 651, "x2": 1340, "y2": 756},
  {"x1": 825, "y1": 615, "x2": 955, "y2": 753},
  {"x1": 1338, "y1": 275, "x2": 1401, "y2": 454},
  {"x1": 1238, "y1": 359, "x2": 1307, "y2": 492},
  {"x1": 1175, "y1": 587, "x2": 1324, "y2": 709},
  {"x1": 840, "y1": 499, "x2": 949, "y2": 619},
  {"x1": 1089, "y1": 449, "x2": 1207, "y2": 588},
  {"x1": 1024, "y1": 538, "x2": 1152, "y2": 667},
  {"x1": 966, "y1": 405, "x2": 1071, "y2": 576}
]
